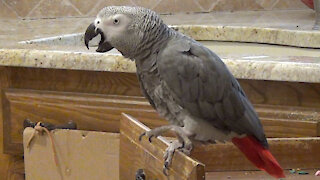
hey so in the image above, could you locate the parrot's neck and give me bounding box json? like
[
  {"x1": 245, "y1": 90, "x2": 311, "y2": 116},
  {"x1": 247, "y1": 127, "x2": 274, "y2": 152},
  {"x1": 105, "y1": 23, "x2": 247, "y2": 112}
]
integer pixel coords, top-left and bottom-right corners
[{"x1": 131, "y1": 23, "x2": 174, "y2": 61}]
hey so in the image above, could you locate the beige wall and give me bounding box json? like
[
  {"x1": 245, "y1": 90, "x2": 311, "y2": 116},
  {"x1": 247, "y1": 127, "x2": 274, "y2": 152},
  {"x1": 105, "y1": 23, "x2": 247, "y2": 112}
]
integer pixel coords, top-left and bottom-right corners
[{"x1": 0, "y1": 0, "x2": 309, "y2": 19}]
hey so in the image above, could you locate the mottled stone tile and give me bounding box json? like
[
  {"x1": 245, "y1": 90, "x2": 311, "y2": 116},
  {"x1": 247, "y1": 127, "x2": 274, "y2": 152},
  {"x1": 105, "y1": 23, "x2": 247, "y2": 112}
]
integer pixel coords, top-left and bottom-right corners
[
  {"x1": 131, "y1": 0, "x2": 162, "y2": 10},
  {"x1": 1, "y1": 10, "x2": 318, "y2": 47},
  {"x1": 153, "y1": 0, "x2": 202, "y2": 13},
  {"x1": 0, "y1": 1, "x2": 18, "y2": 18},
  {"x1": 212, "y1": 0, "x2": 263, "y2": 11},
  {"x1": 98, "y1": 0, "x2": 134, "y2": 6},
  {"x1": 194, "y1": 0, "x2": 219, "y2": 12},
  {"x1": 27, "y1": 0, "x2": 81, "y2": 18},
  {"x1": 3, "y1": 0, "x2": 41, "y2": 17},
  {"x1": 69, "y1": 0, "x2": 99, "y2": 15},
  {"x1": 300, "y1": 0, "x2": 314, "y2": 9},
  {"x1": 87, "y1": 0, "x2": 134, "y2": 16},
  {"x1": 0, "y1": 0, "x2": 314, "y2": 19},
  {"x1": 273, "y1": 0, "x2": 309, "y2": 10},
  {"x1": 255, "y1": 0, "x2": 279, "y2": 10}
]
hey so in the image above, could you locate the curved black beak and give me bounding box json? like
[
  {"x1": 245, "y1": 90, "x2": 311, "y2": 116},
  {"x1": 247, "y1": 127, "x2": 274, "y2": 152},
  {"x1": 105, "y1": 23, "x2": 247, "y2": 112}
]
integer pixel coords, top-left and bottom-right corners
[{"x1": 84, "y1": 23, "x2": 114, "y2": 53}]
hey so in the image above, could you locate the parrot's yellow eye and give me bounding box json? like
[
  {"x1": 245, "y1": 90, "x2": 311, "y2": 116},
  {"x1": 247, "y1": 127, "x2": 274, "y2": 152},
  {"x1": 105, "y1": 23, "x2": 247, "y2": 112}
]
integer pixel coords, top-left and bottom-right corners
[{"x1": 113, "y1": 19, "x2": 119, "y2": 25}]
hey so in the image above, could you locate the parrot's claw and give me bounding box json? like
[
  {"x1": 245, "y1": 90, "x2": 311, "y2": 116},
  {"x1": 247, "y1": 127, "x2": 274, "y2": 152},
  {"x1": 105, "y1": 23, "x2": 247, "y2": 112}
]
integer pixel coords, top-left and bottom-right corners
[
  {"x1": 180, "y1": 145, "x2": 192, "y2": 155},
  {"x1": 139, "y1": 131, "x2": 156, "y2": 142},
  {"x1": 162, "y1": 140, "x2": 193, "y2": 176},
  {"x1": 138, "y1": 132, "x2": 146, "y2": 141},
  {"x1": 148, "y1": 135, "x2": 154, "y2": 142},
  {"x1": 163, "y1": 161, "x2": 170, "y2": 176},
  {"x1": 139, "y1": 126, "x2": 171, "y2": 143}
]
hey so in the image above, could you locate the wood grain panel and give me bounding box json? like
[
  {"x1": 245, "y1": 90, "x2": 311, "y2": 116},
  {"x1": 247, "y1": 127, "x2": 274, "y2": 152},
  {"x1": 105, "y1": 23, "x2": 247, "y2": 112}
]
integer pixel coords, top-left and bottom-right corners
[
  {"x1": 240, "y1": 80, "x2": 320, "y2": 108},
  {"x1": 3, "y1": 89, "x2": 166, "y2": 155},
  {"x1": 4, "y1": 67, "x2": 320, "y2": 108},
  {"x1": 262, "y1": 118, "x2": 319, "y2": 137},
  {"x1": 191, "y1": 137, "x2": 320, "y2": 172},
  {"x1": 6, "y1": 156, "x2": 24, "y2": 180},
  {"x1": 119, "y1": 113, "x2": 205, "y2": 180},
  {"x1": 0, "y1": 67, "x2": 23, "y2": 180},
  {"x1": 6, "y1": 67, "x2": 142, "y2": 96},
  {"x1": 120, "y1": 114, "x2": 320, "y2": 176},
  {"x1": 1, "y1": 67, "x2": 320, "y2": 179},
  {"x1": 3, "y1": 88, "x2": 320, "y2": 155}
]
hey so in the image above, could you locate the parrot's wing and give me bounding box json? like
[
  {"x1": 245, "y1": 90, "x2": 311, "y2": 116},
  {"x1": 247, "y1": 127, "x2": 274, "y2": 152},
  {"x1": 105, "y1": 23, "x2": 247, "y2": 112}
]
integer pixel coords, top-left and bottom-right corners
[
  {"x1": 158, "y1": 36, "x2": 268, "y2": 147},
  {"x1": 138, "y1": 77, "x2": 157, "y2": 109}
]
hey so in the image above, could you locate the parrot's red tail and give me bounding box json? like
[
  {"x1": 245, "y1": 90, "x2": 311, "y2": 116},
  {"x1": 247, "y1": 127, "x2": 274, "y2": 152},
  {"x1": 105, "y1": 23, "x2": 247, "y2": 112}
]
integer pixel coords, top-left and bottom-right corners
[{"x1": 232, "y1": 136, "x2": 285, "y2": 178}]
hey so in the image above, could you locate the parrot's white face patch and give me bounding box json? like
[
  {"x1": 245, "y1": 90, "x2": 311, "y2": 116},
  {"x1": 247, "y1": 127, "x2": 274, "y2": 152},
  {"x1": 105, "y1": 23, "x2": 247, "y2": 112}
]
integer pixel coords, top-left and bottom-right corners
[{"x1": 96, "y1": 14, "x2": 131, "y2": 43}]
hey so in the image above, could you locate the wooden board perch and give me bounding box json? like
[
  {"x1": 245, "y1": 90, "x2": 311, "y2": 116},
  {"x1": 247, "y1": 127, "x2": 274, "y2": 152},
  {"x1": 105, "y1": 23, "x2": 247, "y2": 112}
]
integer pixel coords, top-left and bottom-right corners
[
  {"x1": 120, "y1": 113, "x2": 320, "y2": 179},
  {"x1": 119, "y1": 113, "x2": 205, "y2": 180}
]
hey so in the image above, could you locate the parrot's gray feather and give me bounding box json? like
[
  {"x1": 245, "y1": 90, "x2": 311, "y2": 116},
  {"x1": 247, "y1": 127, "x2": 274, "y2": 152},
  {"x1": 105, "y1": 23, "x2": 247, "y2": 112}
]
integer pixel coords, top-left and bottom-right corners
[
  {"x1": 139, "y1": 78, "x2": 156, "y2": 109},
  {"x1": 157, "y1": 35, "x2": 268, "y2": 147},
  {"x1": 88, "y1": 6, "x2": 268, "y2": 148}
]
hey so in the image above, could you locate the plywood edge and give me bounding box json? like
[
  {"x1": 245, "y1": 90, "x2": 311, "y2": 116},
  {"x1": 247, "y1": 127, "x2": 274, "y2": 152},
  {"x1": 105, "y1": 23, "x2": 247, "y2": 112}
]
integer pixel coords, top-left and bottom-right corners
[{"x1": 119, "y1": 113, "x2": 205, "y2": 179}]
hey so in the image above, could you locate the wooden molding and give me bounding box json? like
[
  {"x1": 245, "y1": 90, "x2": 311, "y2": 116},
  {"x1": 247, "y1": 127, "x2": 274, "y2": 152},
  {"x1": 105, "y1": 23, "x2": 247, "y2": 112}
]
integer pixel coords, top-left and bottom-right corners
[
  {"x1": 6, "y1": 156, "x2": 24, "y2": 180},
  {"x1": 3, "y1": 88, "x2": 320, "y2": 155}
]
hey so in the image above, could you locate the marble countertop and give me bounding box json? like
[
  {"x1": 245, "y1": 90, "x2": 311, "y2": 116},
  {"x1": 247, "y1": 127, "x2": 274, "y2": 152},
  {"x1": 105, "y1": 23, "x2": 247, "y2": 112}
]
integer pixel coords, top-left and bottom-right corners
[
  {"x1": 1, "y1": 48, "x2": 319, "y2": 83},
  {"x1": 0, "y1": 10, "x2": 319, "y2": 83}
]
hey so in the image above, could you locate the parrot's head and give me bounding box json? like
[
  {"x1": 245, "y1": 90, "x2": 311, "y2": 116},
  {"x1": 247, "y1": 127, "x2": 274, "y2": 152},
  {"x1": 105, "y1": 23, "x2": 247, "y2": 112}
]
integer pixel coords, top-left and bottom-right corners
[{"x1": 85, "y1": 6, "x2": 165, "y2": 58}]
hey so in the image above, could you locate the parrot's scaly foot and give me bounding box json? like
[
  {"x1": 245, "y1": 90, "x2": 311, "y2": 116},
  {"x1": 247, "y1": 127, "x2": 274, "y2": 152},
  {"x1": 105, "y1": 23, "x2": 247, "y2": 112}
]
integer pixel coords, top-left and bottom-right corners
[
  {"x1": 163, "y1": 140, "x2": 193, "y2": 176},
  {"x1": 139, "y1": 125, "x2": 172, "y2": 142},
  {"x1": 139, "y1": 125, "x2": 188, "y2": 143},
  {"x1": 139, "y1": 125, "x2": 193, "y2": 176},
  {"x1": 163, "y1": 140, "x2": 182, "y2": 176}
]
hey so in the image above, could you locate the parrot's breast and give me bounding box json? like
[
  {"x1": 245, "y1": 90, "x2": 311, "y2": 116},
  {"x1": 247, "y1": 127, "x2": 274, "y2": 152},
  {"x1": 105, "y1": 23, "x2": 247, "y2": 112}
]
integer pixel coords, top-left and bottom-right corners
[
  {"x1": 182, "y1": 114, "x2": 241, "y2": 142},
  {"x1": 136, "y1": 63, "x2": 184, "y2": 126}
]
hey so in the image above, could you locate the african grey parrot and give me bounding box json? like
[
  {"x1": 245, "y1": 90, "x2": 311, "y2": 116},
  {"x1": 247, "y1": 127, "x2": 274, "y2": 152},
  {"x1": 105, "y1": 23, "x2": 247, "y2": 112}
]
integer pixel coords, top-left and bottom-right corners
[{"x1": 84, "y1": 6, "x2": 285, "y2": 178}]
